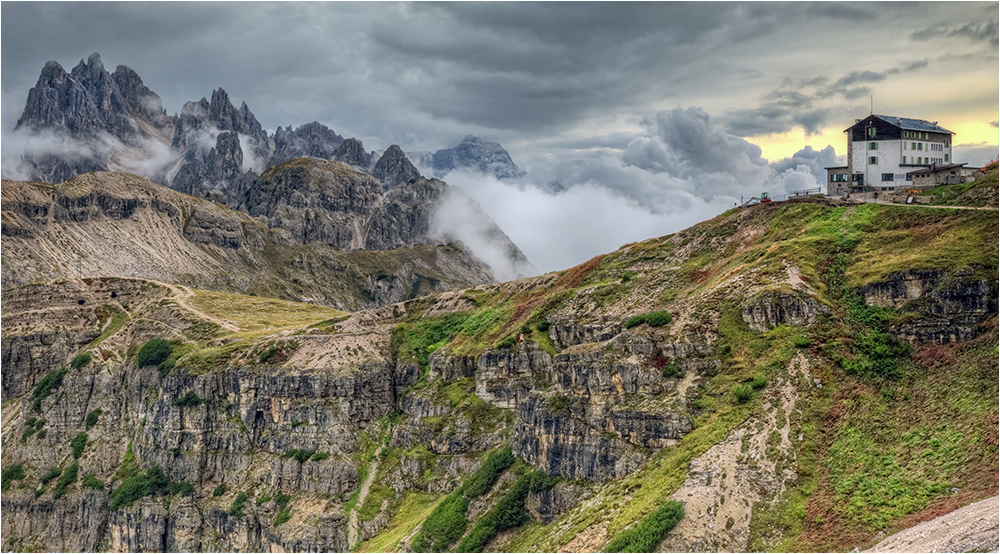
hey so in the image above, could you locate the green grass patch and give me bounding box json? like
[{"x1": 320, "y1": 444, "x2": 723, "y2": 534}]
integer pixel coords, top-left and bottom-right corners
[
  {"x1": 228, "y1": 491, "x2": 249, "y2": 517},
  {"x1": 359, "y1": 491, "x2": 445, "y2": 553},
  {"x1": 137, "y1": 338, "x2": 173, "y2": 368},
  {"x1": 70, "y1": 433, "x2": 87, "y2": 459},
  {"x1": 70, "y1": 351, "x2": 92, "y2": 369},
  {"x1": 52, "y1": 463, "x2": 79, "y2": 500},
  {"x1": 604, "y1": 500, "x2": 684, "y2": 552},
  {"x1": 623, "y1": 310, "x2": 673, "y2": 330},
  {"x1": 31, "y1": 367, "x2": 68, "y2": 412},
  {"x1": 1, "y1": 464, "x2": 26, "y2": 491}
]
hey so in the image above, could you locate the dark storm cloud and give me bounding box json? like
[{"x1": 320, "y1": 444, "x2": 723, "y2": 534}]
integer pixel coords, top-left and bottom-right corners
[
  {"x1": 911, "y1": 19, "x2": 999, "y2": 46},
  {"x1": 720, "y1": 60, "x2": 930, "y2": 137}
]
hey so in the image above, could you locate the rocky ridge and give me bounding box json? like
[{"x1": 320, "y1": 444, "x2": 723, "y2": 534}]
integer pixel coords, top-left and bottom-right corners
[{"x1": 0, "y1": 171, "x2": 496, "y2": 311}]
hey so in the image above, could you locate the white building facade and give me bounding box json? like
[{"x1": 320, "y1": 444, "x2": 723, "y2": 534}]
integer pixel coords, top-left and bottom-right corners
[{"x1": 826, "y1": 115, "x2": 955, "y2": 194}]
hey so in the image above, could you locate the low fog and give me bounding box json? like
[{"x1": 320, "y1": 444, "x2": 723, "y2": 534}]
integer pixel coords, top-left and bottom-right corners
[{"x1": 435, "y1": 107, "x2": 842, "y2": 274}]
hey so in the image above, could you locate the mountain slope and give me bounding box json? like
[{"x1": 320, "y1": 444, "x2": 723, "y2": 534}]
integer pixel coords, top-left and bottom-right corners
[
  {"x1": 1, "y1": 193, "x2": 996, "y2": 552},
  {"x1": 1, "y1": 171, "x2": 496, "y2": 310}
]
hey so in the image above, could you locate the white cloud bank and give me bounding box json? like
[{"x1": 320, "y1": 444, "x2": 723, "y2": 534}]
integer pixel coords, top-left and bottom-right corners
[{"x1": 435, "y1": 106, "x2": 837, "y2": 274}]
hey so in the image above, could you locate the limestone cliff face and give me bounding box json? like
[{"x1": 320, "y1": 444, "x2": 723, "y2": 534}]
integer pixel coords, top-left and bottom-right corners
[
  {"x1": 861, "y1": 267, "x2": 998, "y2": 342},
  {"x1": 2, "y1": 198, "x2": 996, "y2": 553},
  {"x1": 1, "y1": 174, "x2": 496, "y2": 310}
]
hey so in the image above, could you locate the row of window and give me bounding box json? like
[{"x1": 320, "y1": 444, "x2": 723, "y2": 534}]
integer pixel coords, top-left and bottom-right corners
[
  {"x1": 866, "y1": 155, "x2": 949, "y2": 165},
  {"x1": 903, "y1": 130, "x2": 933, "y2": 140},
  {"x1": 829, "y1": 174, "x2": 863, "y2": 183},
  {"x1": 881, "y1": 173, "x2": 915, "y2": 182},
  {"x1": 866, "y1": 140, "x2": 950, "y2": 151}
]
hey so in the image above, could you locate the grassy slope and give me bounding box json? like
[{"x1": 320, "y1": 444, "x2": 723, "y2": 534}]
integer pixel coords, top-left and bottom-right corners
[
  {"x1": 373, "y1": 197, "x2": 996, "y2": 552},
  {"x1": 10, "y1": 191, "x2": 993, "y2": 552}
]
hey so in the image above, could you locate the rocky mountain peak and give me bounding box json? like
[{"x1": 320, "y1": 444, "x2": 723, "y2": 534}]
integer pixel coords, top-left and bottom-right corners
[
  {"x1": 428, "y1": 135, "x2": 526, "y2": 179},
  {"x1": 372, "y1": 145, "x2": 421, "y2": 190}
]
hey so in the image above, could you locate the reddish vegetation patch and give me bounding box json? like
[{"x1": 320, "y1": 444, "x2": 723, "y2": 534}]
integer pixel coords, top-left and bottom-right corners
[
  {"x1": 913, "y1": 343, "x2": 958, "y2": 369},
  {"x1": 554, "y1": 255, "x2": 603, "y2": 290}
]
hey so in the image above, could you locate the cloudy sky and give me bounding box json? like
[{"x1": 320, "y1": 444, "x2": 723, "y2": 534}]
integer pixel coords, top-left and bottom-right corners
[{"x1": 3, "y1": 2, "x2": 998, "y2": 273}]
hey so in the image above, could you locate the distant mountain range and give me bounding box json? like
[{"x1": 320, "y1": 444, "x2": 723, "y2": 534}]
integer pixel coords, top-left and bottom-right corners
[{"x1": 8, "y1": 53, "x2": 536, "y2": 283}]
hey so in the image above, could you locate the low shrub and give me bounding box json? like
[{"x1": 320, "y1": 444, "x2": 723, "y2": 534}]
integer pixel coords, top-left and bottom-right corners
[
  {"x1": 173, "y1": 391, "x2": 202, "y2": 408},
  {"x1": 733, "y1": 384, "x2": 754, "y2": 403},
  {"x1": 110, "y1": 466, "x2": 170, "y2": 509},
  {"x1": 166, "y1": 480, "x2": 195, "y2": 497},
  {"x1": 750, "y1": 376, "x2": 768, "y2": 390},
  {"x1": 624, "y1": 311, "x2": 673, "y2": 329},
  {"x1": 536, "y1": 319, "x2": 551, "y2": 332},
  {"x1": 1, "y1": 464, "x2": 26, "y2": 491},
  {"x1": 464, "y1": 447, "x2": 515, "y2": 498},
  {"x1": 82, "y1": 474, "x2": 105, "y2": 490},
  {"x1": 32, "y1": 367, "x2": 68, "y2": 412},
  {"x1": 71, "y1": 351, "x2": 92, "y2": 369},
  {"x1": 256, "y1": 494, "x2": 272, "y2": 506},
  {"x1": 661, "y1": 364, "x2": 683, "y2": 379},
  {"x1": 22, "y1": 417, "x2": 45, "y2": 441},
  {"x1": 137, "y1": 338, "x2": 173, "y2": 368},
  {"x1": 604, "y1": 500, "x2": 684, "y2": 552},
  {"x1": 309, "y1": 452, "x2": 329, "y2": 462},
  {"x1": 412, "y1": 491, "x2": 469, "y2": 552},
  {"x1": 457, "y1": 472, "x2": 533, "y2": 552},
  {"x1": 259, "y1": 345, "x2": 280, "y2": 363},
  {"x1": 85, "y1": 409, "x2": 102, "y2": 430},
  {"x1": 40, "y1": 467, "x2": 62, "y2": 485},
  {"x1": 70, "y1": 433, "x2": 88, "y2": 459},
  {"x1": 274, "y1": 507, "x2": 292, "y2": 527},
  {"x1": 229, "y1": 491, "x2": 249, "y2": 517},
  {"x1": 212, "y1": 483, "x2": 228, "y2": 497},
  {"x1": 497, "y1": 336, "x2": 517, "y2": 350},
  {"x1": 284, "y1": 449, "x2": 315, "y2": 463},
  {"x1": 52, "y1": 463, "x2": 79, "y2": 499},
  {"x1": 275, "y1": 492, "x2": 292, "y2": 509}
]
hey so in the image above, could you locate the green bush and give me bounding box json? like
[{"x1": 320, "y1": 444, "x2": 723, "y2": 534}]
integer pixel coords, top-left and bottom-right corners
[
  {"x1": 661, "y1": 364, "x2": 682, "y2": 379},
  {"x1": 624, "y1": 311, "x2": 673, "y2": 330},
  {"x1": 259, "y1": 345, "x2": 280, "y2": 363},
  {"x1": 274, "y1": 507, "x2": 292, "y2": 527},
  {"x1": 256, "y1": 494, "x2": 272, "y2": 506},
  {"x1": 284, "y1": 449, "x2": 315, "y2": 463},
  {"x1": 52, "y1": 463, "x2": 79, "y2": 499},
  {"x1": 843, "y1": 328, "x2": 911, "y2": 379},
  {"x1": 457, "y1": 472, "x2": 533, "y2": 552},
  {"x1": 309, "y1": 452, "x2": 330, "y2": 462},
  {"x1": 22, "y1": 417, "x2": 45, "y2": 440},
  {"x1": 547, "y1": 394, "x2": 572, "y2": 414},
  {"x1": 1, "y1": 464, "x2": 26, "y2": 491},
  {"x1": 275, "y1": 492, "x2": 292, "y2": 509},
  {"x1": 604, "y1": 500, "x2": 684, "y2": 552},
  {"x1": 166, "y1": 480, "x2": 195, "y2": 497},
  {"x1": 536, "y1": 319, "x2": 551, "y2": 332},
  {"x1": 464, "y1": 447, "x2": 515, "y2": 498},
  {"x1": 733, "y1": 385, "x2": 754, "y2": 404},
  {"x1": 412, "y1": 491, "x2": 470, "y2": 552},
  {"x1": 173, "y1": 391, "x2": 202, "y2": 408},
  {"x1": 110, "y1": 466, "x2": 170, "y2": 509},
  {"x1": 85, "y1": 409, "x2": 102, "y2": 430},
  {"x1": 71, "y1": 351, "x2": 92, "y2": 369},
  {"x1": 750, "y1": 376, "x2": 768, "y2": 390},
  {"x1": 496, "y1": 336, "x2": 517, "y2": 350},
  {"x1": 70, "y1": 433, "x2": 88, "y2": 459},
  {"x1": 137, "y1": 338, "x2": 173, "y2": 368},
  {"x1": 229, "y1": 491, "x2": 249, "y2": 517},
  {"x1": 82, "y1": 474, "x2": 104, "y2": 490},
  {"x1": 212, "y1": 483, "x2": 228, "y2": 497},
  {"x1": 40, "y1": 467, "x2": 62, "y2": 485},
  {"x1": 32, "y1": 367, "x2": 68, "y2": 412}
]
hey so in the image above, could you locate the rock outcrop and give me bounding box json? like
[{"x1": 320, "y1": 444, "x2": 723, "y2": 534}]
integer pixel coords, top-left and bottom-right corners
[
  {"x1": 371, "y1": 145, "x2": 422, "y2": 190},
  {"x1": 412, "y1": 135, "x2": 526, "y2": 180},
  {"x1": 1, "y1": 173, "x2": 496, "y2": 310}
]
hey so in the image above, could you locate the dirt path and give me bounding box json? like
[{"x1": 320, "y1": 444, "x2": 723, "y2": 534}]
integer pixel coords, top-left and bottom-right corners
[
  {"x1": 864, "y1": 495, "x2": 999, "y2": 553},
  {"x1": 160, "y1": 282, "x2": 241, "y2": 332},
  {"x1": 348, "y1": 443, "x2": 385, "y2": 550}
]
